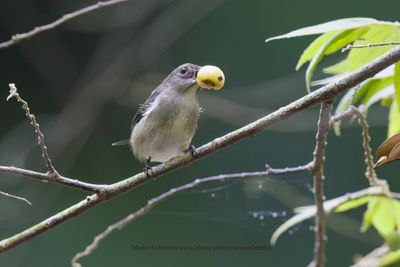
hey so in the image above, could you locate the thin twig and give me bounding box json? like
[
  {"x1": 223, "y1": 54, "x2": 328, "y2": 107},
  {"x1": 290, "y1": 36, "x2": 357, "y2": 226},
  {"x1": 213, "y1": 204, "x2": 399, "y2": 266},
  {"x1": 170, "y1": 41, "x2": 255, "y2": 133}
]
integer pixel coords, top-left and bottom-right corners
[
  {"x1": 0, "y1": 0, "x2": 130, "y2": 49},
  {"x1": 330, "y1": 107, "x2": 356, "y2": 124},
  {"x1": 72, "y1": 164, "x2": 311, "y2": 266},
  {"x1": 330, "y1": 87, "x2": 358, "y2": 124},
  {"x1": 330, "y1": 104, "x2": 378, "y2": 184},
  {"x1": 7, "y1": 84, "x2": 57, "y2": 174},
  {"x1": 342, "y1": 42, "x2": 400, "y2": 52},
  {"x1": 350, "y1": 107, "x2": 379, "y2": 185},
  {"x1": 308, "y1": 101, "x2": 333, "y2": 267},
  {"x1": 266, "y1": 162, "x2": 314, "y2": 174},
  {"x1": 2, "y1": 45, "x2": 400, "y2": 253},
  {"x1": 0, "y1": 190, "x2": 31, "y2": 205},
  {"x1": 5, "y1": 85, "x2": 109, "y2": 193},
  {"x1": 0, "y1": 165, "x2": 108, "y2": 193}
]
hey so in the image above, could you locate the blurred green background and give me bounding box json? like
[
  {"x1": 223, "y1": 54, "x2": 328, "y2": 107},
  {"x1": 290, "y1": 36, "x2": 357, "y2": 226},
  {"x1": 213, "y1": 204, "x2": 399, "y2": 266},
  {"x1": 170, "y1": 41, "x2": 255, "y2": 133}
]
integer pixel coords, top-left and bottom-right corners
[{"x1": 1, "y1": 0, "x2": 400, "y2": 266}]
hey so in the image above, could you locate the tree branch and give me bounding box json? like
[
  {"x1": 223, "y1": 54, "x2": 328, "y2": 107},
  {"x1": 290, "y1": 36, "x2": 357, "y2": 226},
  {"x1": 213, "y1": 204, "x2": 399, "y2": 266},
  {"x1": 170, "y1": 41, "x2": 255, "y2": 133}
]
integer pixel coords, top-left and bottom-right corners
[
  {"x1": 0, "y1": 165, "x2": 108, "y2": 193},
  {"x1": 4, "y1": 84, "x2": 109, "y2": 193},
  {"x1": 0, "y1": 0, "x2": 130, "y2": 49},
  {"x1": 1, "y1": 45, "x2": 400, "y2": 253},
  {"x1": 331, "y1": 105, "x2": 378, "y2": 184},
  {"x1": 265, "y1": 162, "x2": 313, "y2": 174},
  {"x1": 7, "y1": 84, "x2": 57, "y2": 174},
  {"x1": 350, "y1": 107, "x2": 378, "y2": 185},
  {"x1": 0, "y1": 190, "x2": 31, "y2": 205},
  {"x1": 342, "y1": 42, "x2": 400, "y2": 52},
  {"x1": 308, "y1": 101, "x2": 333, "y2": 267}
]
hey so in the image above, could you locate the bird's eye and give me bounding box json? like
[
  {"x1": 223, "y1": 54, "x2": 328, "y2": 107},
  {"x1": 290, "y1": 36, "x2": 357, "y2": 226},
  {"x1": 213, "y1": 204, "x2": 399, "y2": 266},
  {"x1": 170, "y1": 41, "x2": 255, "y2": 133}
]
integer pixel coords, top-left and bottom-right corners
[{"x1": 180, "y1": 67, "x2": 187, "y2": 75}]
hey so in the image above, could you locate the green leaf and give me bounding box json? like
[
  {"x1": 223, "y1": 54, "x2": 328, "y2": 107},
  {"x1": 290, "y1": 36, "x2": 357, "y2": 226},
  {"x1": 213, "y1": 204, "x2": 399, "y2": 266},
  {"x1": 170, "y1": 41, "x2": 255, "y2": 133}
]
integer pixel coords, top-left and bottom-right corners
[
  {"x1": 296, "y1": 32, "x2": 337, "y2": 70},
  {"x1": 392, "y1": 199, "x2": 400, "y2": 229},
  {"x1": 362, "y1": 77, "x2": 394, "y2": 105},
  {"x1": 334, "y1": 195, "x2": 370, "y2": 212},
  {"x1": 333, "y1": 89, "x2": 356, "y2": 136},
  {"x1": 388, "y1": 99, "x2": 400, "y2": 137},
  {"x1": 265, "y1": 17, "x2": 394, "y2": 42},
  {"x1": 364, "y1": 85, "x2": 394, "y2": 113},
  {"x1": 353, "y1": 77, "x2": 394, "y2": 104},
  {"x1": 325, "y1": 25, "x2": 400, "y2": 74},
  {"x1": 380, "y1": 249, "x2": 400, "y2": 267},
  {"x1": 362, "y1": 196, "x2": 380, "y2": 232},
  {"x1": 305, "y1": 31, "x2": 346, "y2": 92},
  {"x1": 385, "y1": 232, "x2": 400, "y2": 251},
  {"x1": 300, "y1": 28, "x2": 370, "y2": 91},
  {"x1": 333, "y1": 76, "x2": 394, "y2": 134},
  {"x1": 395, "y1": 62, "x2": 400, "y2": 107},
  {"x1": 373, "y1": 199, "x2": 397, "y2": 236},
  {"x1": 324, "y1": 27, "x2": 369, "y2": 55},
  {"x1": 362, "y1": 197, "x2": 400, "y2": 236},
  {"x1": 313, "y1": 63, "x2": 394, "y2": 87}
]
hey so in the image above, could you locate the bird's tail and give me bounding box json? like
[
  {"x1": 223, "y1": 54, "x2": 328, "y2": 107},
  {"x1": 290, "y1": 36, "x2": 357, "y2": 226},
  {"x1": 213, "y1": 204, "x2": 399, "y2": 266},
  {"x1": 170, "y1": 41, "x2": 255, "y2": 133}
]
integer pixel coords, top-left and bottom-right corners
[{"x1": 112, "y1": 139, "x2": 130, "y2": 146}]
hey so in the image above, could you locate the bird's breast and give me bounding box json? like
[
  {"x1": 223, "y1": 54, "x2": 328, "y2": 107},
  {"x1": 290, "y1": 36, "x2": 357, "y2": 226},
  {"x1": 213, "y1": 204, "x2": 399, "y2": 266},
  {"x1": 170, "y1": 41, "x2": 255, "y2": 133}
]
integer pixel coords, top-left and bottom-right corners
[{"x1": 130, "y1": 91, "x2": 200, "y2": 162}]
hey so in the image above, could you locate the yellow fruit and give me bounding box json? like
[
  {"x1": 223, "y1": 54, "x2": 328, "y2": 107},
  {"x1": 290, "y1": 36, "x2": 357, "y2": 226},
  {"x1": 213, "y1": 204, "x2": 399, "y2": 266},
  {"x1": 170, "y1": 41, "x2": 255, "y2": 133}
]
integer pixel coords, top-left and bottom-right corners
[{"x1": 196, "y1": 65, "x2": 225, "y2": 90}]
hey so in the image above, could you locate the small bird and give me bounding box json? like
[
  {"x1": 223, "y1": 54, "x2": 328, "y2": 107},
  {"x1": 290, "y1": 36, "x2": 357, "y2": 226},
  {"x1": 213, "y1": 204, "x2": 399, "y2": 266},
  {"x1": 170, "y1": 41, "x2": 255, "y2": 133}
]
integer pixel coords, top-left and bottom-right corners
[{"x1": 113, "y1": 63, "x2": 224, "y2": 173}]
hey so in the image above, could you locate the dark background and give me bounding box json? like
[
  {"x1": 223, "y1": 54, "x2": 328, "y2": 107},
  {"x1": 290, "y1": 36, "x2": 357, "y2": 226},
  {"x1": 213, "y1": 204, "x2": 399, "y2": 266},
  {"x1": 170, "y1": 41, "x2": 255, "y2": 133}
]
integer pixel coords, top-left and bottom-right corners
[{"x1": 0, "y1": 0, "x2": 399, "y2": 266}]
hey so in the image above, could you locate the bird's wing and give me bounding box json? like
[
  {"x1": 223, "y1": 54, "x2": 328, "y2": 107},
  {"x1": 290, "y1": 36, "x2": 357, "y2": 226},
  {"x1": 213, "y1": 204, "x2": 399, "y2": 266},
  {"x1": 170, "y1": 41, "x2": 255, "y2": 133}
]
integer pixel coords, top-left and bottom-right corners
[{"x1": 130, "y1": 89, "x2": 160, "y2": 131}]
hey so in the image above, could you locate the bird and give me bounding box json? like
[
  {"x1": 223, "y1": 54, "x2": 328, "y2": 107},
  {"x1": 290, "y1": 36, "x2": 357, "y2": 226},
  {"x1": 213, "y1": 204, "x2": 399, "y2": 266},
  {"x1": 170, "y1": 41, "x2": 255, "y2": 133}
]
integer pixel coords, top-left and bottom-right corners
[{"x1": 113, "y1": 63, "x2": 225, "y2": 173}]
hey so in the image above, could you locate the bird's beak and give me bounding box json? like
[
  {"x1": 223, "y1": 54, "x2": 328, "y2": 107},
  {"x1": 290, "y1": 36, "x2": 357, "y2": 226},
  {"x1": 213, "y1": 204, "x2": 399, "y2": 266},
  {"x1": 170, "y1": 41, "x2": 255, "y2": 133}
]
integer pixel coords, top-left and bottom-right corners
[{"x1": 195, "y1": 65, "x2": 225, "y2": 91}]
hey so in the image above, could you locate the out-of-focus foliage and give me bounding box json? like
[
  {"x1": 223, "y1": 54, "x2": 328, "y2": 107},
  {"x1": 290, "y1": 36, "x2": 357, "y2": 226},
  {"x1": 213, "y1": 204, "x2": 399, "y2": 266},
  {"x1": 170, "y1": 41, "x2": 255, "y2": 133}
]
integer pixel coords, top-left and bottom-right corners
[
  {"x1": 267, "y1": 17, "x2": 400, "y2": 138},
  {"x1": 267, "y1": 17, "x2": 400, "y2": 266}
]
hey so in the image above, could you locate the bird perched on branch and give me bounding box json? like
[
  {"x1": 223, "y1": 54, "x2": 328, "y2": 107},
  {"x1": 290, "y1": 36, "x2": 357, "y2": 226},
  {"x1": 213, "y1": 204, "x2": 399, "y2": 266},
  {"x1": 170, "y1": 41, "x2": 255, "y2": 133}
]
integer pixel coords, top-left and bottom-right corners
[{"x1": 113, "y1": 63, "x2": 225, "y2": 173}]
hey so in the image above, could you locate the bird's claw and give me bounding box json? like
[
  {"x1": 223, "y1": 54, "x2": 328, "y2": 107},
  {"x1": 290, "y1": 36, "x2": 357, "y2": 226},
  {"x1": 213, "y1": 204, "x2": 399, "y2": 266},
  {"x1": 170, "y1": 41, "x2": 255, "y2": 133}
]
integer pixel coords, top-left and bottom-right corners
[{"x1": 187, "y1": 145, "x2": 196, "y2": 156}]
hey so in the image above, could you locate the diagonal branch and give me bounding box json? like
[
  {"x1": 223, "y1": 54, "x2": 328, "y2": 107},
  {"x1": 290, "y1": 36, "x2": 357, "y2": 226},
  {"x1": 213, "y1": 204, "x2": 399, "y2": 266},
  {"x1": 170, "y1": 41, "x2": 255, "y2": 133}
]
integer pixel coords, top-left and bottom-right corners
[
  {"x1": 308, "y1": 101, "x2": 333, "y2": 267},
  {"x1": 1, "y1": 45, "x2": 400, "y2": 253},
  {"x1": 0, "y1": 0, "x2": 130, "y2": 49}
]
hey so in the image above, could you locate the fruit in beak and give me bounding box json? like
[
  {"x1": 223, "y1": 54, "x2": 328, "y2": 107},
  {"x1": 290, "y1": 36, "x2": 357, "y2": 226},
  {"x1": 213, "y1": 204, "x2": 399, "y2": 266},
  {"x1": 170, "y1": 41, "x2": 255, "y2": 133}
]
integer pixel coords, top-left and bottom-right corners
[{"x1": 196, "y1": 65, "x2": 225, "y2": 90}]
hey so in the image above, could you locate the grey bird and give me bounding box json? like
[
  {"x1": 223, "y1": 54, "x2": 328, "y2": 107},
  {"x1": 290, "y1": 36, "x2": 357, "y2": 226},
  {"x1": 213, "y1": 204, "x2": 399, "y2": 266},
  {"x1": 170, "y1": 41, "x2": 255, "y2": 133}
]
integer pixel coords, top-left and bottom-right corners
[{"x1": 113, "y1": 63, "x2": 203, "y2": 171}]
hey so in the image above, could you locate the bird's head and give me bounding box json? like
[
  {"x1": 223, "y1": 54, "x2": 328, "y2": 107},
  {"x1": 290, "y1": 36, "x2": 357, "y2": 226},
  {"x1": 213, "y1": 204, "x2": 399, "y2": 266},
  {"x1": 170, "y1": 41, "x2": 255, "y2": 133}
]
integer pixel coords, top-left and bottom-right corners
[
  {"x1": 163, "y1": 63, "x2": 225, "y2": 93},
  {"x1": 163, "y1": 63, "x2": 201, "y2": 93}
]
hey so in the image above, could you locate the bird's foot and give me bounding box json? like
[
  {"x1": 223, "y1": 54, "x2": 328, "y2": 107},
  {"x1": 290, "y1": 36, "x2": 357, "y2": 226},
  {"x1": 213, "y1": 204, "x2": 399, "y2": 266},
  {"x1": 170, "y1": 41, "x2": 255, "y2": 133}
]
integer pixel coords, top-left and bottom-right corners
[
  {"x1": 144, "y1": 158, "x2": 152, "y2": 177},
  {"x1": 186, "y1": 144, "x2": 197, "y2": 156}
]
